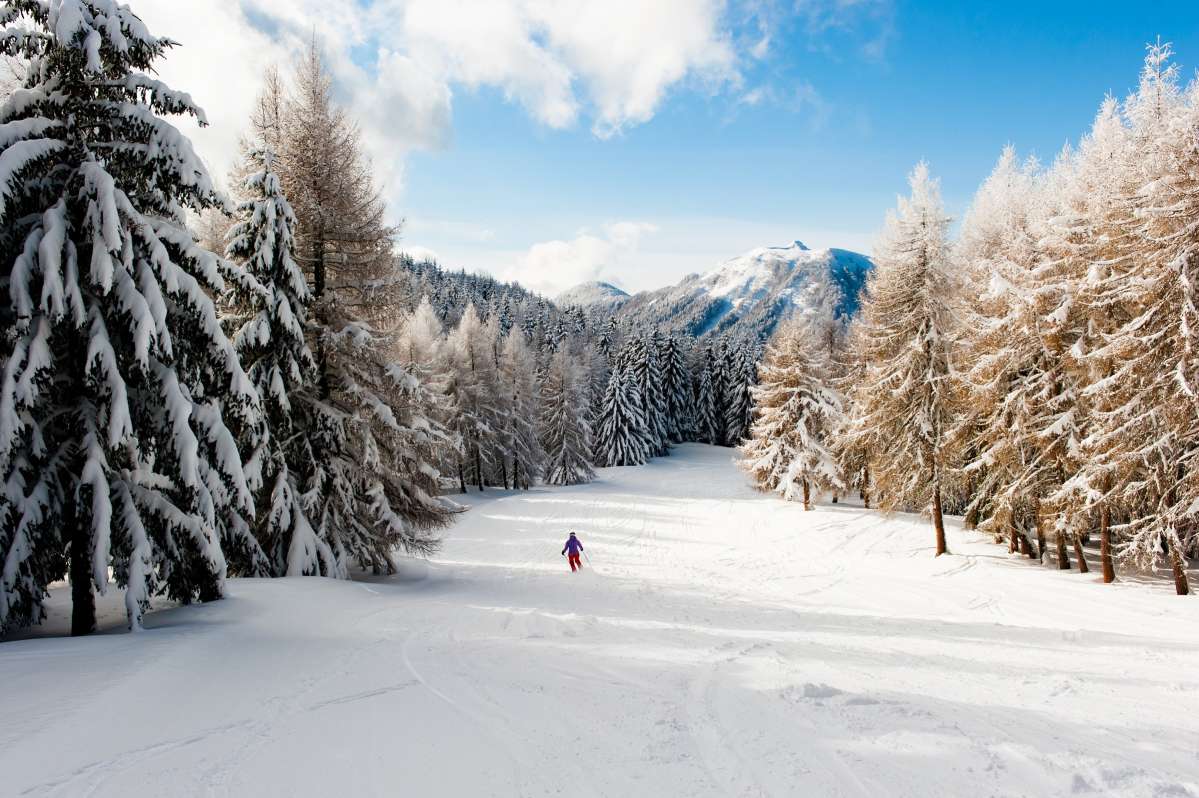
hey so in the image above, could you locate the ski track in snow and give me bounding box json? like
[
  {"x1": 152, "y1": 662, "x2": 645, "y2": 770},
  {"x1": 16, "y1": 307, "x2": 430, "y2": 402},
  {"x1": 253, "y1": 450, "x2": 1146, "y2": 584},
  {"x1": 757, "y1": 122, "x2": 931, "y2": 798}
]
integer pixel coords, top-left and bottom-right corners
[{"x1": 3, "y1": 444, "x2": 1199, "y2": 797}]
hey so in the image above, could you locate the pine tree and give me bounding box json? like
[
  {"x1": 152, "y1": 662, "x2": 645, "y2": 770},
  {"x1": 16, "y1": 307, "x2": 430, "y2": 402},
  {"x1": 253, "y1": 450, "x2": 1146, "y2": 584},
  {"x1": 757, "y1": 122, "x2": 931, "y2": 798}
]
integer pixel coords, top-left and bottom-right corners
[
  {"x1": 540, "y1": 349, "x2": 597, "y2": 485},
  {"x1": 724, "y1": 342, "x2": 757, "y2": 446},
  {"x1": 845, "y1": 162, "x2": 957, "y2": 556},
  {"x1": 628, "y1": 332, "x2": 669, "y2": 456},
  {"x1": 0, "y1": 0, "x2": 261, "y2": 633},
  {"x1": 739, "y1": 316, "x2": 845, "y2": 509},
  {"x1": 223, "y1": 148, "x2": 324, "y2": 578},
  {"x1": 659, "y1": 334, "x2": 693, "y2": 443},
  {"x1": 595, "y1": 363, "x2": 652, "y2": 467},
  {"x1": 695, "y1": 345, "x2": 726, "y2": 445}
]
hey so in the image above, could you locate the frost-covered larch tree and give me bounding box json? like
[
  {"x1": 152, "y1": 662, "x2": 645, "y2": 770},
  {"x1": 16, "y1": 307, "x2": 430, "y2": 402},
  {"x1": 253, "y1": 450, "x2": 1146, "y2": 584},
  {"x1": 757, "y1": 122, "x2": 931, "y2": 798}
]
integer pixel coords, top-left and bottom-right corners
[
  {"x1": 446, "y1": 304, "x2": 500, "y2": 491},
  {"x1": 1039, "y1": 98, "x2": 1136, "y2": 583},
  {"x1": 539, "y1": 348, "x2": 596, "y2": 485},
  {"x1": 595, "y1": 362, "x2": 651, "y2": 467},
  {"x1": 951, "y1": 147, "x2": 1085, "y2": 567},
  {"x1": 0, "y1": 0, "x2": 261, "y2": 634},
  {"x1": 396, "y1": 296, "x2": 458, "y2": 474},
  {"x1": 498, "y1": 330, "x2": 544, "y2": 489},
  {"x1": 1072, "y1": 44, "x2": 1197, "y2": 594},
  {"x1": 846, "y1": 163, "x2": 957, "y2": 555},
  {"x1": 739, "y1": 316, "x2": 844, "y2": 509}
]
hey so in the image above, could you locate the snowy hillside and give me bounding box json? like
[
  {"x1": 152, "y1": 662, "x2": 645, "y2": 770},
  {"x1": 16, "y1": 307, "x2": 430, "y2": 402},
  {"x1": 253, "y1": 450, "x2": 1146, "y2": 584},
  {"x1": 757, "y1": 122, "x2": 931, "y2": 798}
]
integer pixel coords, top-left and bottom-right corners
[
  {"x1": 599, "y1": 241, "x2": 873, "y2": 341},
  {"x1": 555, "y1": 280, "x2": 630, "y2": 308},
  {"x1": 4, "y1": 446, "x2": 1196, "y2": 798}
]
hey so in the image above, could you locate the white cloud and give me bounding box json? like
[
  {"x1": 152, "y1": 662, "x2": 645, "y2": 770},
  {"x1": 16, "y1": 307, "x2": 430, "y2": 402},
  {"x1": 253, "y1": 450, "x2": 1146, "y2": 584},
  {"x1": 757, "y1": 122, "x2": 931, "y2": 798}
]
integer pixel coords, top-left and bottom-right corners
[
  {"x1": 134, "y1": 1, "x2": 292, "y2": 188},
  {"x1": 398, "y1": 245, "x2": 442, "y2": 263},
  {"x1": 502, "y1": 221, "x2": 659, "y2": 295},
  {"x1": 131, "y1": 0, "x2": 744, "y2": 198}
]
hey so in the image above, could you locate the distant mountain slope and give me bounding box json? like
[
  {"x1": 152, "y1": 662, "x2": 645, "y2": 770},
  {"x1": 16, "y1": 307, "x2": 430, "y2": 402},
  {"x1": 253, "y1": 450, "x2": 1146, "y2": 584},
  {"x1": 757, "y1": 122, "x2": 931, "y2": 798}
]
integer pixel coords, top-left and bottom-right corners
[
  {"x1": 582, "y1": 241, "x2": 872, "y2": 342},
  {"x1": 555, "y1": 281, "x2": 630, "y2": 309}
]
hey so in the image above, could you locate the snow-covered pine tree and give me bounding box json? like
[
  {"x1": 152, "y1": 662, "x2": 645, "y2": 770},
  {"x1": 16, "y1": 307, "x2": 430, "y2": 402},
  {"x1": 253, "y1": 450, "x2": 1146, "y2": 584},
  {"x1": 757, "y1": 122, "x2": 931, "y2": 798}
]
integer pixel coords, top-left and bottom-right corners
[
  {"x1": 594, "y1": 362, "x2": 652, "y2": 467},
  {"x1": 695, "y1": 345, "x2": 723, "y2": 446},
  {"x1": 628, "y1": 332, "x2": 670, "y2": 456},
  {"x1": 739, "y1": 316, "x2": 845, "y2": 509},
  {"x1": 540, "y1": 348, "x2": 597, "y2": 485},
  {"x1": 498, "y1": 330, "x2": 544, "y2": 489},
  {"x1": 222, "y1": 147, "x2": 325, "y2": 578},
  {"x1": 724, "y1": 342, "x2": 757, "y2": 447},
  {"x1": 846, "y1": 162, "x2": 957, "y2": 556},
  {"x1": 659, "y1": 334, "x2": 693, "y2": 443},
  {"x1": 596, "y1": 316, "x2": 619, "y2": 357},
  {"x1": 0, "y1": 0, "x2": 262, "y2": 634}
]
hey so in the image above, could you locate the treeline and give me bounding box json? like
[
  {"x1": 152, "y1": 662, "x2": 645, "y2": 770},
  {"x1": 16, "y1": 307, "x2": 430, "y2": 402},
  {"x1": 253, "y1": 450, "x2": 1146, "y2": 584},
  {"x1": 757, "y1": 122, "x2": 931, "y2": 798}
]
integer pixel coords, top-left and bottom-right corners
[
  {"x1": 390, "y1": 295, "x2": 761, "y2": 490},
  {"x1": 741, "y1": 43, "x2": 1199, "y2": 594}
]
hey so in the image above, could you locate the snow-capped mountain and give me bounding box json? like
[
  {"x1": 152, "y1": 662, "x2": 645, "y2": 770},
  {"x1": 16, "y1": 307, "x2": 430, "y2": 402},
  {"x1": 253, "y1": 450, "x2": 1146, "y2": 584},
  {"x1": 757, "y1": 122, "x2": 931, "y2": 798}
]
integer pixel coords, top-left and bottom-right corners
[
  {"x1": 555, "y1": 281, "x2": 630, "y2": 308},
  {"x1": 562, "y1": 241, "x2": 872, "y2": 342}
]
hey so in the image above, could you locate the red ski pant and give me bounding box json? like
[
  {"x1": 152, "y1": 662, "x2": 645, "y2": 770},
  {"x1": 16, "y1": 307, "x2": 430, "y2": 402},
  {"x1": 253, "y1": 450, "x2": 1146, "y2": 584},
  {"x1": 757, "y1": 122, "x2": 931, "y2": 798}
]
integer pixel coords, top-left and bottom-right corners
[{"x1": 568, "y1": 553, "x2": 582, "y2": 572}]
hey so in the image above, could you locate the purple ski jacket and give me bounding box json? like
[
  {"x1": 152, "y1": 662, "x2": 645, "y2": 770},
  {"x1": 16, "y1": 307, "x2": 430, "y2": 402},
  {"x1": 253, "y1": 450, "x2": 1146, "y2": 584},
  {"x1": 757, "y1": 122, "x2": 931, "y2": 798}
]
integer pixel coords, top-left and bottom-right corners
[{"x1": 562, "y1": 536, "x2": 584, "y2": 555}]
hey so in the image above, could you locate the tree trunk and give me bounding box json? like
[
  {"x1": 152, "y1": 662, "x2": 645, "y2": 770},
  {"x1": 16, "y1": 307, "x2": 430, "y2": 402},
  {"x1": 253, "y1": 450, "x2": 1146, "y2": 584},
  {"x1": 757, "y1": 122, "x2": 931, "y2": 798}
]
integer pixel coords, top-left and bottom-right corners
[
  {"x1": 832, "y1": 494, "x2": 838, "y2": 504},
  {"x1": 475, "y1": 444, "x2": 484, "y2": 491},
  {"x1": 68, "y1": 499, "x2": 95, "y2": 637},
  {"x1": 1009, "y1": 521, "x2": 1019, "y2": 554},
  {"x1": 312, "y1": 234, "x2": 331, "y2": 401},
  {"x1": 932, "y1": 484, "x2": 948, "y2": 556},
  {"x1": 1035, "y1": 522, "x2": 1047, "y2": 563},
  {"x1": 1072, "y1": 536, "x2": 1089, "y2": 574},
  {"x1": 458, "y1": 461, "x2": 466, "y2": 494},
  {"x1": 1099, "y1": 503, "x2": 1115, "y2": 583},
  {"x1": 500, "y1": 459, "x2": 509, "y2": 491},
  {"x1": 802, "y1": 479, "x2": 811, "y2": 511},
  {"x1": 1018, "y1": 534, "x2": 1030, "y2": 557},
  {"x1": 1056, "y1": 533, "x2": 1070, "y2": 570},
  {"x1": 861, "y1": 463, "x2": 870, "y2": 508},
  {"x1": 1170, "y1": 543, "x2": 1190, "y2": 596}
]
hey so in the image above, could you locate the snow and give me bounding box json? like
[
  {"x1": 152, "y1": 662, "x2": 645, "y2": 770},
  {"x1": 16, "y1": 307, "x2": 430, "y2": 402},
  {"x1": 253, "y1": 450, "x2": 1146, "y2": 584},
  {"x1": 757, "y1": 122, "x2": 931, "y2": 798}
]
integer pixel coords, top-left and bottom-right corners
[
  {"x1": 554, "y1": 280, "x2": 630, "y2": 308},
  {"x1": 3, "y1": 445, "x2": 1198, "y2": 797},
  {"x1": 612, "y1": 241, "x2": 874, "y2": 341}
]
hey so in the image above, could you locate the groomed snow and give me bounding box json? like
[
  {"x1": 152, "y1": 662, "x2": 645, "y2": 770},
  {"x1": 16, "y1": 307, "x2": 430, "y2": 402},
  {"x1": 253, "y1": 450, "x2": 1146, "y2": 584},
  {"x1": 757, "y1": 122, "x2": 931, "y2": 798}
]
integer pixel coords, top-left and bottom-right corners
[{"x1": 3, "y1": 445, "x2": 1198, "y2": 797}]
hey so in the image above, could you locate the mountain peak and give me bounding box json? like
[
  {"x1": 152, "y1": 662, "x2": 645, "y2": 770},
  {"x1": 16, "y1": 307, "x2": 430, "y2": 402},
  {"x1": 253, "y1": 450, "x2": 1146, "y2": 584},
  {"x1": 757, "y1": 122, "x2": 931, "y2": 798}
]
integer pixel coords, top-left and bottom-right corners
[{"x1": 555, "y1": 280, "x2": 630, "y2": 307}]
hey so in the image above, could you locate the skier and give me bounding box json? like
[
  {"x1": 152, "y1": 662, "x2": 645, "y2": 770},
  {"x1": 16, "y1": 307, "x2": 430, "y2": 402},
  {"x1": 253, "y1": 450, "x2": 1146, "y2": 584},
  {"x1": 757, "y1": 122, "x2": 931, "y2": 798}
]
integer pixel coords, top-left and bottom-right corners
[{"x1": 561, "y1": 532, "x2": 585, "y2": 572}]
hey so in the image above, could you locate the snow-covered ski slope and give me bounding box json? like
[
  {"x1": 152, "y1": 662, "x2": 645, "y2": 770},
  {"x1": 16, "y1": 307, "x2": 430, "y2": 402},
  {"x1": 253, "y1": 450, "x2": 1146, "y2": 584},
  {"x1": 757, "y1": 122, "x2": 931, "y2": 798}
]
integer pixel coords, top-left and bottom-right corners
[{"x1": 3, "y1": 445, "x2": 1198, "y2": 797}]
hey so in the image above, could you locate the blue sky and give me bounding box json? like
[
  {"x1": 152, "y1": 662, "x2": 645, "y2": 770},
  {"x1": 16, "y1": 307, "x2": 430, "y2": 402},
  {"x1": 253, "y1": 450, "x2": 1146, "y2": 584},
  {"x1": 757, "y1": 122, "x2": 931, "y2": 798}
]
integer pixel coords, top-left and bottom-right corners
[
  {"x1": 143, "y1": 1, "x2": 1199, "y2": 295},
  {"x1": 394, "y1": 1, "x2": 1199, "y2": 293}
]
